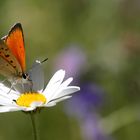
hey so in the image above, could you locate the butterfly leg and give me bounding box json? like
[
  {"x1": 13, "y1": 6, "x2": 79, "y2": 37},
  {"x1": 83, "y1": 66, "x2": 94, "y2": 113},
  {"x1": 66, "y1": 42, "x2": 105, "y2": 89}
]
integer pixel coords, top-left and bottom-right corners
[
  {"x1": 7, "y1": 81, "x2": 16, "y2": 94},
  {"x1": 29, "y1": 80, "x2": 33, "y2": 92},
  {"x1": 1, "y1": 78, "x2": 8, "y2": 84}
]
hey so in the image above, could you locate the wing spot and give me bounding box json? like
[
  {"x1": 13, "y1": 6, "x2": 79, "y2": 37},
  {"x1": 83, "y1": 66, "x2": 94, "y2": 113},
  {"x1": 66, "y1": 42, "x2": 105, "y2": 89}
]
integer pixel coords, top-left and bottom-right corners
[
  {"x1": 1, "y1": 48, "x2": 4, "y2": 50},
  {"x1": 5, "y1": 48, "x2": 8, "y2": 51},
  {"x1": 10, "y1": 60, "x2": 13, "y2": 63},
  {"x1": 13, "y1": 66, "x2": 16, "y2": 68},
  {"x1": 5, "y1": 54, "x2": 10, "y2": 57}
]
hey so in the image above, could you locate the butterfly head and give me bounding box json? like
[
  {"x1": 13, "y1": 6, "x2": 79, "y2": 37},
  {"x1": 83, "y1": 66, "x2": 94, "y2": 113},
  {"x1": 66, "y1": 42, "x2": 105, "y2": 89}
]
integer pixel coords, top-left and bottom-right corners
[{"x1": 21, "y1": 73, "x2": 31, "y2": 83}]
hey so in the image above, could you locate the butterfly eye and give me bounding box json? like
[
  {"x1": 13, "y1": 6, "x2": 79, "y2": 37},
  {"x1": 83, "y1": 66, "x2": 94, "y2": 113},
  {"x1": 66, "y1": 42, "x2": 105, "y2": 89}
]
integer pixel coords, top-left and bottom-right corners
[{"x1": 22, "y1": 73, "x2": 28, "y2": 79}]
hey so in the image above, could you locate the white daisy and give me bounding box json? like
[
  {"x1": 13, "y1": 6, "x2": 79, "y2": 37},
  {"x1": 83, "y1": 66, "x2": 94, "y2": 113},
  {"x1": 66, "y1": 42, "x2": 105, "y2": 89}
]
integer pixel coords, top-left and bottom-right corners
[{"x1": 0, "y1": 67, "x2": 80, "y2": 113}]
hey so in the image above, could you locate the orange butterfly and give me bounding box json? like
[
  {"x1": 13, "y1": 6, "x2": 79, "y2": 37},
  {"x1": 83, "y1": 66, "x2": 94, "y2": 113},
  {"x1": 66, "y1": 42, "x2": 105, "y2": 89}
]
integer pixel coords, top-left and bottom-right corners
[{"x1": 0, "y1": 23, "x2": 30, "y2": 85}]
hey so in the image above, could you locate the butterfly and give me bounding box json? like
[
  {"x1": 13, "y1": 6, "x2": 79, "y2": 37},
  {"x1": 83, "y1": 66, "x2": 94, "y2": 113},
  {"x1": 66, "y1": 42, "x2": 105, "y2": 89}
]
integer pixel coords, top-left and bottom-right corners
[{"x1": 0, "y1": 23, "x2": 31, "y2": 90}]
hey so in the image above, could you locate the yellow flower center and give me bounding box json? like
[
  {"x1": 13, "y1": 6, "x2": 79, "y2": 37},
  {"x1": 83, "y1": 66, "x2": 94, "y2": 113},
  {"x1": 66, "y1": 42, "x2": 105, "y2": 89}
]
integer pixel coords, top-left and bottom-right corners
[{"x1": 16, "y1": 93, "x2": 46, "y2": 107}]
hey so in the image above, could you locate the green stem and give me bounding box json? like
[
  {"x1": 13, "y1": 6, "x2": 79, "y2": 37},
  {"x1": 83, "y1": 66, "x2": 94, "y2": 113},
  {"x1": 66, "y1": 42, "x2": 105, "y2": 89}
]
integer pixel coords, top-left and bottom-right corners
[{"x1": 30, "y1": 112, "x2": 38, "y2": 140}]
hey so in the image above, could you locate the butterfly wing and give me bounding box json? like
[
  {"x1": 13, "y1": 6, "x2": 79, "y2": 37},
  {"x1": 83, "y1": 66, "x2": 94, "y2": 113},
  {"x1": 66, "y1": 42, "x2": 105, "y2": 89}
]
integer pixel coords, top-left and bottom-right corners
[
  {"x1": 0, "y1": 57, "x2": 16, "y2": 78},
  {"x1": 2, "y1": 23, "x2": 25, "y2": 72},
  {"x1": 28, "y1": 60, "x2": 44, "y2": 92},
  {"x1": 0, "y1": 40, "x2": 22, "y2": 78}
]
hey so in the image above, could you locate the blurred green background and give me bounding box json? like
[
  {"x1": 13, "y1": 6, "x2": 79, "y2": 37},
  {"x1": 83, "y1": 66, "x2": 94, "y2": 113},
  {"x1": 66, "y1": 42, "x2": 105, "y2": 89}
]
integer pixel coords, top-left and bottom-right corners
[{"x1": 0, "y1": 0, "x2": 140, "y2": 140}]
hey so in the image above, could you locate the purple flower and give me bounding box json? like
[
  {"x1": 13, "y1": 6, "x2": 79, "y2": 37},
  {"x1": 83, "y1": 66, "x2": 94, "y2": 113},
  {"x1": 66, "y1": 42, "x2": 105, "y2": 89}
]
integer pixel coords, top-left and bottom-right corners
[
  {"x1": 81, "y1": 113, "x2": 112, "y2": 140},
  {"x1": 64, "y1": 83, "x2": 111, "y2": 140},
  {"x1": 64, "y1": 83, "x2": 105, "y2": 119},
  {"x1": 53, "y1": 45, "x2": 87, "y2": 78},
  {"x1": 53, "y1": 44, "x2": 111, "y2": 140}
]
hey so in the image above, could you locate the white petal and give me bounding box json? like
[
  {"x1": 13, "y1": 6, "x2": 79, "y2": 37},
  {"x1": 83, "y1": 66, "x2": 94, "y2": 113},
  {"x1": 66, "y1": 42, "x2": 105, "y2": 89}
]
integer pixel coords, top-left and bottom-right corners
[
  {"x1": 45, "y1": 96, "x2": 72, "y2": 107},
  {"x1": 30, "y1": 101, "x2": 43, "y2": 107},
  {"x1": 0, "y1": 83, "x2": 19, "y2": 100},
  {"x1": 49, "y1": 86, "x2": 80, "y2": 101},
  {"x1": 43, "y1": 69, "x2": 65, "y2": 101},
  {"x1": 0, "y1": 106, "x2": 22, "y2": 113},
  {"x1": 0, "y1": 83, "x2": 17, "y2": 94},
  {"x1": 21, "y1": 107, "x2": 36, "y2": 112},
  {"x1": 0, "y1": 93, "x2": 19, "y2": 106},
  {"x1": 50, "y1": 96, "x2": 72, "y2": 103},
  {"x1": 0, "y1": 85, "x2": 18, "y2": 106},
  {"x1": 0, "y1": 97, "x2": 14, "y2": 105},
  {"x1": 0, "y1": 92, "x2": 19, "y2": 100},
  {"x1": 59, "y1": 77, "x2": 73, "y2": 88},
  {"x1": 45, "y1": 69, "x2": 65, "y2": 89},
  {"x1": 0, "y1": 85, "x2": 19, "y2": 106},
  {"x1": 53, "y1": 95, "x2": 72, "y2": 103},
  {"x1": 47, "y1": 77, "x2": 73, "y2": 100},
  {"x1": 45, "y1": 102, "x2": 56, "y2": 107},
  {"x1": 0, "y1": 83, "x2": 10, "y2": 93}
]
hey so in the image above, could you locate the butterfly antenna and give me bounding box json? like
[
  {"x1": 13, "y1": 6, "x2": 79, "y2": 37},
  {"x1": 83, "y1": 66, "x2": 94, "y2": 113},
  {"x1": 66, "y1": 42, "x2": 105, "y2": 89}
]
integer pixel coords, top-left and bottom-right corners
[{"x1": 41, "y1": 58, "x2": 48, "y2": 64}]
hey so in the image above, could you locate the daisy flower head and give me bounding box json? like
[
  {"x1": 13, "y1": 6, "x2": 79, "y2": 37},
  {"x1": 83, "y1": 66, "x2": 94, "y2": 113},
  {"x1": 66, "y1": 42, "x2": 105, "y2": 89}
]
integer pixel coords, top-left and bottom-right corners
[{"x1": 0, "y1": 60, "x2": 80, "y2": 113}]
